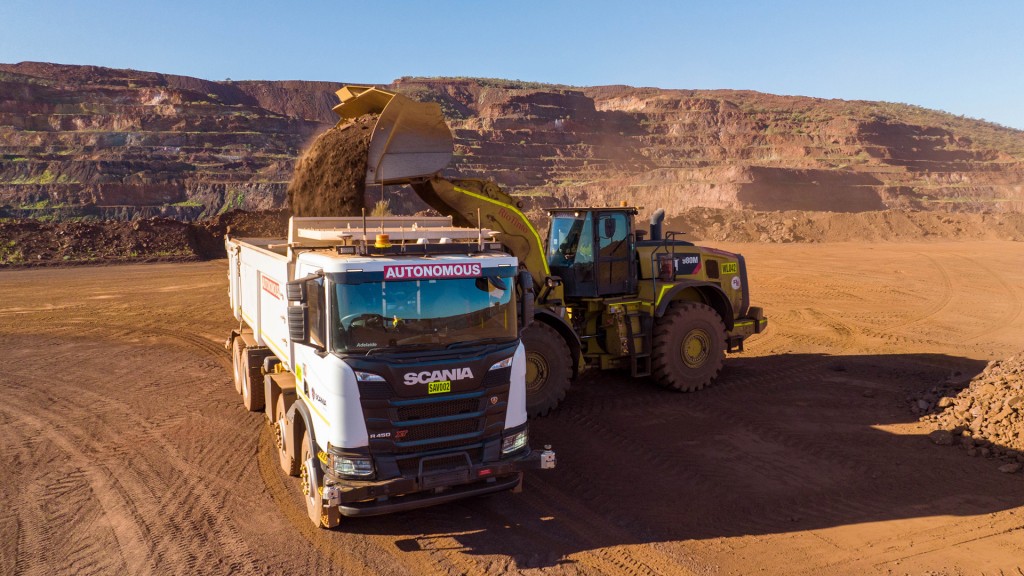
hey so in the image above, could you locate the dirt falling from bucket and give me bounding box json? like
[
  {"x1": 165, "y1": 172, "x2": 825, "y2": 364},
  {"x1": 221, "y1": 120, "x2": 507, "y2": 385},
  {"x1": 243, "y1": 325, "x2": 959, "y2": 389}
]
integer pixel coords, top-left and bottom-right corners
[{"x1": 287, "y1": 113, "x2": 377, "y2": 217}]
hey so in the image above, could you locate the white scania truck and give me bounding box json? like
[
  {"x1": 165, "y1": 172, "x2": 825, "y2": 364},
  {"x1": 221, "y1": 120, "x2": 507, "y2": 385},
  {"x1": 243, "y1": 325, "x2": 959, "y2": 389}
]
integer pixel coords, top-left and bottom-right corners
[{"x1": 226, "y1": 215, "x2": 556, "y2": 528}]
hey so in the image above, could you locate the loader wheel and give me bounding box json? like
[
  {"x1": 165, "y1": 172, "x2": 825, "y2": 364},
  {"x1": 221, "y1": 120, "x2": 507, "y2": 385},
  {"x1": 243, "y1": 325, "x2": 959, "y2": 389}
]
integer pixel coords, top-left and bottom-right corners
[
  {"x1": 521, "y1": 322, "x2": 572, "y2": 418},
  {"x1": 240, "y1": 351, "x2": 265, "y2": 412},
  {"x1": 276, "y1": 394, "x2": 299, "y2": 476},
  {"x1": 299, "y1": 430, "x2": 339, "y2": 529},
  {"x1": 231, "y1": 336, "x2": 244, "y2": 395},
  {"x1": 652, "y1": 302, "x2": 726, "y2": 392}
]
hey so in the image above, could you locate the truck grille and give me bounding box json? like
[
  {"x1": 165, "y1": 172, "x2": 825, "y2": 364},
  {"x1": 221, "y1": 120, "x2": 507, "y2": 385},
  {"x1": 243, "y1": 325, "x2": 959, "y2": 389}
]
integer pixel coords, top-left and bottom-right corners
[
  {"x1": 395, "y1": 398, "x2": 480, "y2": 421},
  {"x1": 402, "y1": 418, "x2": 479, "y2": 442}
]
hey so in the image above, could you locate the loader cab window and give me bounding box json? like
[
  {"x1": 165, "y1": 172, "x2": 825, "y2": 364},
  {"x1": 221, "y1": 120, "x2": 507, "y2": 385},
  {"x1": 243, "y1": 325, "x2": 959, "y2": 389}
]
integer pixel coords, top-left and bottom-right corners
[{"x1": 547, "y1": 212, "x2": 596, "y2": 297}]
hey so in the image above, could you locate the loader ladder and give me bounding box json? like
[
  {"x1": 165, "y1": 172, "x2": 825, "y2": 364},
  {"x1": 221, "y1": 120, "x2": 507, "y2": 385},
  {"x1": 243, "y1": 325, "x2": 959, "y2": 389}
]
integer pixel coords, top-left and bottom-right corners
[{"x1": 624, "y1": 309, "x2": 652, "y2": 378}]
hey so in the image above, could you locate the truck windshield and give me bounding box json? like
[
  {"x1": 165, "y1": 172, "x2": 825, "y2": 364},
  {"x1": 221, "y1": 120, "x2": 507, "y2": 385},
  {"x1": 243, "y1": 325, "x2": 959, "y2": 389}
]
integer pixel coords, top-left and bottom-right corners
[{"x1": 330, "y1": 274, "x2": 517, "y2": 354}]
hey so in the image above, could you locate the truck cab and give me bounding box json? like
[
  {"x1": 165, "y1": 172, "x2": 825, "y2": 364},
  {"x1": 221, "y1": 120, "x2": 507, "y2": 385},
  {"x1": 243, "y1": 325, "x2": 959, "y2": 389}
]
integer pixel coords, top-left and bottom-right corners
[{"x1": 226, "y1": 216, "x2": 555, "y2": 527}]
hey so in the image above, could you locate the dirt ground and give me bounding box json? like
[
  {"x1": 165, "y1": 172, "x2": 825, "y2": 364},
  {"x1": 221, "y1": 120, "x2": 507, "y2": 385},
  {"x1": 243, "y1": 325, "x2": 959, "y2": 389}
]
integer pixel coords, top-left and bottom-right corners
[{"x1": 1, "y1": 241, "x2": 1023, "y2": 576}]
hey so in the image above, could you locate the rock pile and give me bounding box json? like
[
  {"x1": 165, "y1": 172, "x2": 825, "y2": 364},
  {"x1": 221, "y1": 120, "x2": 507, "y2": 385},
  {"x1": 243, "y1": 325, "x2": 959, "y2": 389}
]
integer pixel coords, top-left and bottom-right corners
[
  {"x1": 0, "y1": 209, "x2": 289, "y2": 267},
  {"x1": 916, "y1": 353, "x2": 1024, "y2": 474}
]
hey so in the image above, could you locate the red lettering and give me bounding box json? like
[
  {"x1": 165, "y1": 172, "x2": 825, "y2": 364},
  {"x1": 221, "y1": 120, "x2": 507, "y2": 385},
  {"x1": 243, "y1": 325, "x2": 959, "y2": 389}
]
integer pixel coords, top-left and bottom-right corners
[{"x1": 261, "y1": 276, "x2": 281, "y2": 299}]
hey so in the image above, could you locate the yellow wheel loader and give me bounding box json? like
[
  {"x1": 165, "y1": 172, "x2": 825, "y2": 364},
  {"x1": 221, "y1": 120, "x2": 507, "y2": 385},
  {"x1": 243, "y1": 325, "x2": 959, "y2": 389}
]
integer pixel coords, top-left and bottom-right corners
[{"x1": 331, "y1": 86, "x2": 768, "y2": 417}]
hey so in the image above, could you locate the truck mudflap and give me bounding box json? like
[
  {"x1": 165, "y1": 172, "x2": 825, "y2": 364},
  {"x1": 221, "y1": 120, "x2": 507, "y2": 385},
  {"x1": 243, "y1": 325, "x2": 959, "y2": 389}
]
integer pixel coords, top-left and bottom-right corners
[
  {"x1": 326, "y1": 447, "x2": 556, "y2": 518},
  {"x1": 725, "y1": 306, "x2": 768, "y2": 353}
]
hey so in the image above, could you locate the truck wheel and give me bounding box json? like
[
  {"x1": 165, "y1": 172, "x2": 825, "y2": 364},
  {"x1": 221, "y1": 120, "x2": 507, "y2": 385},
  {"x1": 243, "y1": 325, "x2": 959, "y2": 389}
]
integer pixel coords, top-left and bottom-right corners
[
  {"x1": 240, "y1": 351, "x2": 264, "y2": 412},
  {"x1": 299, "y1": 430, "x2": 340, "y2": 528},
  {"x1": 299, "y1": 430, "x2": 321, "y2": 527},
  {"x1": 521, "y1": 322, "x2": 572, "y2": 417},
  {"x1": 276, "y1": 395, "x2": 299, "y2": 476},
  {"x1": 231, "y1": 336, "x2": 244, "y2": 395},
  {"x1": 652, "y1": 302, "x2": 726, "y2": 392}
]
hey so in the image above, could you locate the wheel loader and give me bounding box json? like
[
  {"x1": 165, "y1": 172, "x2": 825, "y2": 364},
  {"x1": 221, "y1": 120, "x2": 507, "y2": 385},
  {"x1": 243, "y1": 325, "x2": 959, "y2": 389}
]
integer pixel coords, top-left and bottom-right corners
[{"x1": 331, "y1": 86, "x2": 768, "y2": 417}]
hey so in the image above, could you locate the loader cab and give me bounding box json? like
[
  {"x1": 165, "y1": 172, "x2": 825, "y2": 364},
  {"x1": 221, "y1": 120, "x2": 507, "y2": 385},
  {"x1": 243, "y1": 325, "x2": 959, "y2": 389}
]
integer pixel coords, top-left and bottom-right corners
[{"x1": 546, "y1": 208, "x2": 637, "y2": 298}]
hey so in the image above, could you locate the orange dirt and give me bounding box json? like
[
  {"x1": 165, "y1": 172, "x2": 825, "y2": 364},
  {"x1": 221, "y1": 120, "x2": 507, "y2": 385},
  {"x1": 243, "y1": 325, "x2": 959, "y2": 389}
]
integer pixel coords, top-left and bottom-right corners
[
  {"x1": 287, "y1": 115, "x2": 375, "y2": 217},
  {"x1": 1, "y1": 241, "x2": 1023, "y2": 575}
]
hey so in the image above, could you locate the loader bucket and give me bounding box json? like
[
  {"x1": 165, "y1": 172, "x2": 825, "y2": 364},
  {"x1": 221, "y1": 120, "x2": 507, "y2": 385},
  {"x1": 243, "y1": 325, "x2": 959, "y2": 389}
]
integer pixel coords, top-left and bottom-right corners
[{"x1": 332, "y1": 86, "x2": 454, "y2": 185}]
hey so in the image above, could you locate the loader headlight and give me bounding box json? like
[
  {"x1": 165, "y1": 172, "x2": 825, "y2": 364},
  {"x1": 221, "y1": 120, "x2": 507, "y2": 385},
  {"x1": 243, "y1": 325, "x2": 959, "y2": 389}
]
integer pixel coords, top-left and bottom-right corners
[
  {"x1": 327, "y1": 454, "x2": 375, "y2": 478},
  {"x1": 501, "y1": 428, "x2": 529, "y2": 455},
  {"x1": 355, "y1": 371, "x2": 386, "y2": 382},
  {"x1": 489, "y1": 357, "x2": 514, "y2": 371}
]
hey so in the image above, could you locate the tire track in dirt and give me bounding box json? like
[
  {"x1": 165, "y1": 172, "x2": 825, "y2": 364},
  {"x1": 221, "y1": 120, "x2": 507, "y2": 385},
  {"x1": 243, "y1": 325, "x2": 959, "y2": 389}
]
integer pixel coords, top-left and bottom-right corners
[
  {"x1": 0, "y1": 336, "x2": 265, "y2": 575},
  {"x1": 254, "y1": 426, "x2": 448, "y2": 576},
  {"x1": 874, "y1": 253, "x2": 954, "y2": 335},
  {"x1": 1, "y1": 407, "x2": 156, "y2": 576},
  {"x1": 957, "y1": 253, "x2": 1024, "y2": 343}
]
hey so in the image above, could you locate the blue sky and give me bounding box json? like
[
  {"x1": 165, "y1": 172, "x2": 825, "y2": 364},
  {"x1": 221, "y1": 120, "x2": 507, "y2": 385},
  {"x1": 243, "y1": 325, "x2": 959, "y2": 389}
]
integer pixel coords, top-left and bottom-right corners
[{"x1": 2, "y1": 1, "x2": 1023, "y2": 129}]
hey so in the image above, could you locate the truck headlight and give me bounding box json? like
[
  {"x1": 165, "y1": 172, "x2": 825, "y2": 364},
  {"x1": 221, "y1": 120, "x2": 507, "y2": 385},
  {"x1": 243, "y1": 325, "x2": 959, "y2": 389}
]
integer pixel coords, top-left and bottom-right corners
[
  {"x1": 355, "y1": 371, "x2": 386, "y2": 382},
  {"x1": 327, "y1": 454, "x2": 374, "y2": 478},
  {"x1": 489, "y1": 357, "x2": 514, "y2": 371},
  {"x1": 501, "y1": 428, "x2": 528, "y2": 455}
]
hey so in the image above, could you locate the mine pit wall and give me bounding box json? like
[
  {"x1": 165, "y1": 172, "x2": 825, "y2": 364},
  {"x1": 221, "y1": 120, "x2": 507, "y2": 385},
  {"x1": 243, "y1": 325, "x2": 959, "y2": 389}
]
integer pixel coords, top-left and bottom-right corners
[{"x1": 2, "y1": 64, "x2": 1024, "y2": 223}]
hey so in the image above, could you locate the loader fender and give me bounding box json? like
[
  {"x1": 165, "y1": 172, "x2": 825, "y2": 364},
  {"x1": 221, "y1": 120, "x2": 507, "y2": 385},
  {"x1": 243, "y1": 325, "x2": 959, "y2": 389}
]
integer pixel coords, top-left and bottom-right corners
[
  {"x1": 654, "y1": 281, "x2": 735, "y2": 330},
  {"x1": 533, "y1": 308, "x2": 583, "y2": 379}
]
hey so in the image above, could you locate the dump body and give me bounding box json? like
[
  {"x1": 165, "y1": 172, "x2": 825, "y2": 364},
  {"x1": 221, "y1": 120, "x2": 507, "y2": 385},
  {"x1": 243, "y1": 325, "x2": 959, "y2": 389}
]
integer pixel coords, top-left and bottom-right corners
[{"x1": 225, "y1": 216, "x2": 555, "y2": 526}]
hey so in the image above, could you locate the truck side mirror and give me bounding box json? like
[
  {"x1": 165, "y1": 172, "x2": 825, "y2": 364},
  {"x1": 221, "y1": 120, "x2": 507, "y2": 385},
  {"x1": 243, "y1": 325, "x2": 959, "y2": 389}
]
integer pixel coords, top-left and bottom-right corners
[
  {"x1": 286, "y1": 280, "x2": 306, "y2": 302},
  {"x1": 519, "y1": 269, "x2": 534, "y2": 333},
  {"x1": 286, "y1": 273, "x2": 321, "y2": 302},
  {"x1": 287, "y1": 304, "x2": 309, "y2": 342}
]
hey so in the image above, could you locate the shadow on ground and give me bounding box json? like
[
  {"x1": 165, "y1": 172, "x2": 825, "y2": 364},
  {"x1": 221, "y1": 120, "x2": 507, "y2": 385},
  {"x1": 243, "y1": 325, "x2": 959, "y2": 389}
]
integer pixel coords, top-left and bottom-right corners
[{"x1": 336, "y1": 353, "x2": 1022, "y2": 568}]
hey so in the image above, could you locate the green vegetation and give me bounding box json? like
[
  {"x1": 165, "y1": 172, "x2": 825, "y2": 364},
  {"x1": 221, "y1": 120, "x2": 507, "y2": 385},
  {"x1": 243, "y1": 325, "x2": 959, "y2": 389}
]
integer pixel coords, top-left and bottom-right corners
[
  {"x1": 370, "y1": 198, "x2": 393, "y2": 217},
  {"x1": 0, "y1": 240, "x2": 24, "y2": 265},
  {"x1": 170, "y1": 200, "x2": 204, "y2": 207},
  {"x1": 5, "y1": 170, "x2": 79, "y2": 185},
  {"x1": 217, "y1": 188, "x2": 246, "y2": 214}
]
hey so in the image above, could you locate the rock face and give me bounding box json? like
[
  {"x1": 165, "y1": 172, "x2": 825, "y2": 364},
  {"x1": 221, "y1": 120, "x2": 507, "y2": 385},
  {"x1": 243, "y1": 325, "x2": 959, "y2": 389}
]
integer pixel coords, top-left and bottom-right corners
[{"x1": 2, "y1": 62, "x2": 1024, "y2": 221}]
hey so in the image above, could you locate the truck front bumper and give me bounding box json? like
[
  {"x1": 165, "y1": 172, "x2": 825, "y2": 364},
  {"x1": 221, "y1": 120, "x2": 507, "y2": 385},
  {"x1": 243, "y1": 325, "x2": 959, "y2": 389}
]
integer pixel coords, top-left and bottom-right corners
[{"x1": 326, "y1": 447, "x2": 555, "y2": 518}]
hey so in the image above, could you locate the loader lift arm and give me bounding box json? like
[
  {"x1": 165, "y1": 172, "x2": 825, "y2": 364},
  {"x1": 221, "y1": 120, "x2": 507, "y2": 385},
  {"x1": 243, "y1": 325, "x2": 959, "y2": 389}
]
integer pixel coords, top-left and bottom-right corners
[{"x1": 411, "y1": 176, "x2": 560, "y2": 302}]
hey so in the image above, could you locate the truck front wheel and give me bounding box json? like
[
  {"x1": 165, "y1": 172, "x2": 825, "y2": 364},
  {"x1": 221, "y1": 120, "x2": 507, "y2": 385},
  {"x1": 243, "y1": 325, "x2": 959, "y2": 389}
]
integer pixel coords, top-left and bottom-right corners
[
  {"x1": 521, "y1": 321, "x2": 572, "y2": 418},
  {"x1": 299, "y1": 430, "x2": 340, "y2": 529},
  {"x1": 652, "y1": 302, "x2": 726, "y2": 392}
]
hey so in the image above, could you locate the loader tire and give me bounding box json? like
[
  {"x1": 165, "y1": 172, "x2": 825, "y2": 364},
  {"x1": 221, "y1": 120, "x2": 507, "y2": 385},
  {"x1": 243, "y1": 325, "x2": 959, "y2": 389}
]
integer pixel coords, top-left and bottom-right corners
[
  {"x1": 652, "y1": 302, "x2": 726, "y2": 392},
  {"x1": 231, "y1": 336, "x2": 245, "y2": 395},
  {"x1": 240, "y1": 349, "x2": 264, "y2": 412},
  {"x1": 521, "y1": 321, "x2": 572, "y2": 418}
]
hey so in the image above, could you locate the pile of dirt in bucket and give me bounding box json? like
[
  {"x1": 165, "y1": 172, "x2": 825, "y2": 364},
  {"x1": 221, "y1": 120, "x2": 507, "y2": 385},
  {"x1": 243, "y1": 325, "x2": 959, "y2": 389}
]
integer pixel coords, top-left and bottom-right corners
[{"x1": 286, "y1": 114, "x2": 376, "y2": 217}]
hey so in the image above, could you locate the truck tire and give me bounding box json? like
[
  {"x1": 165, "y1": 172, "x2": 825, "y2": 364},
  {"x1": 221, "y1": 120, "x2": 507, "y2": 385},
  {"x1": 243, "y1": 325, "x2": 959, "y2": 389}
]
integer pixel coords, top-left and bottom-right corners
[
  {"x1": 521, "y1": 321, "x2": 572, "y2": 418},
  {"x1": 299, "y1": 430, "x2": 340, "y2": 529},
  {"x1": 276, "y1": 395, "x2": 299, "y2": 476},
  {"x1": 240, "y1": 351, "x2": 264, "y2": 412},
  {"x1": 231, "y1": 336, "x2": 245, "y2": 395},
  {"x1": 652, "y1": 302, "x2": 726, "y2": 392}
]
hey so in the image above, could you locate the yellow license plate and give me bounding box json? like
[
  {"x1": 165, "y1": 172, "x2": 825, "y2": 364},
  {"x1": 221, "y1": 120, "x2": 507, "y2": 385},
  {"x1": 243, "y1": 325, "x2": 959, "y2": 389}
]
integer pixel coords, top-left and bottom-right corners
[
  {"x1": 428, "y1": 381, "x2": 451, "y2": 394},
  {"x1": 721, "y1": 262, "x2": 738, "y2": 274}
]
